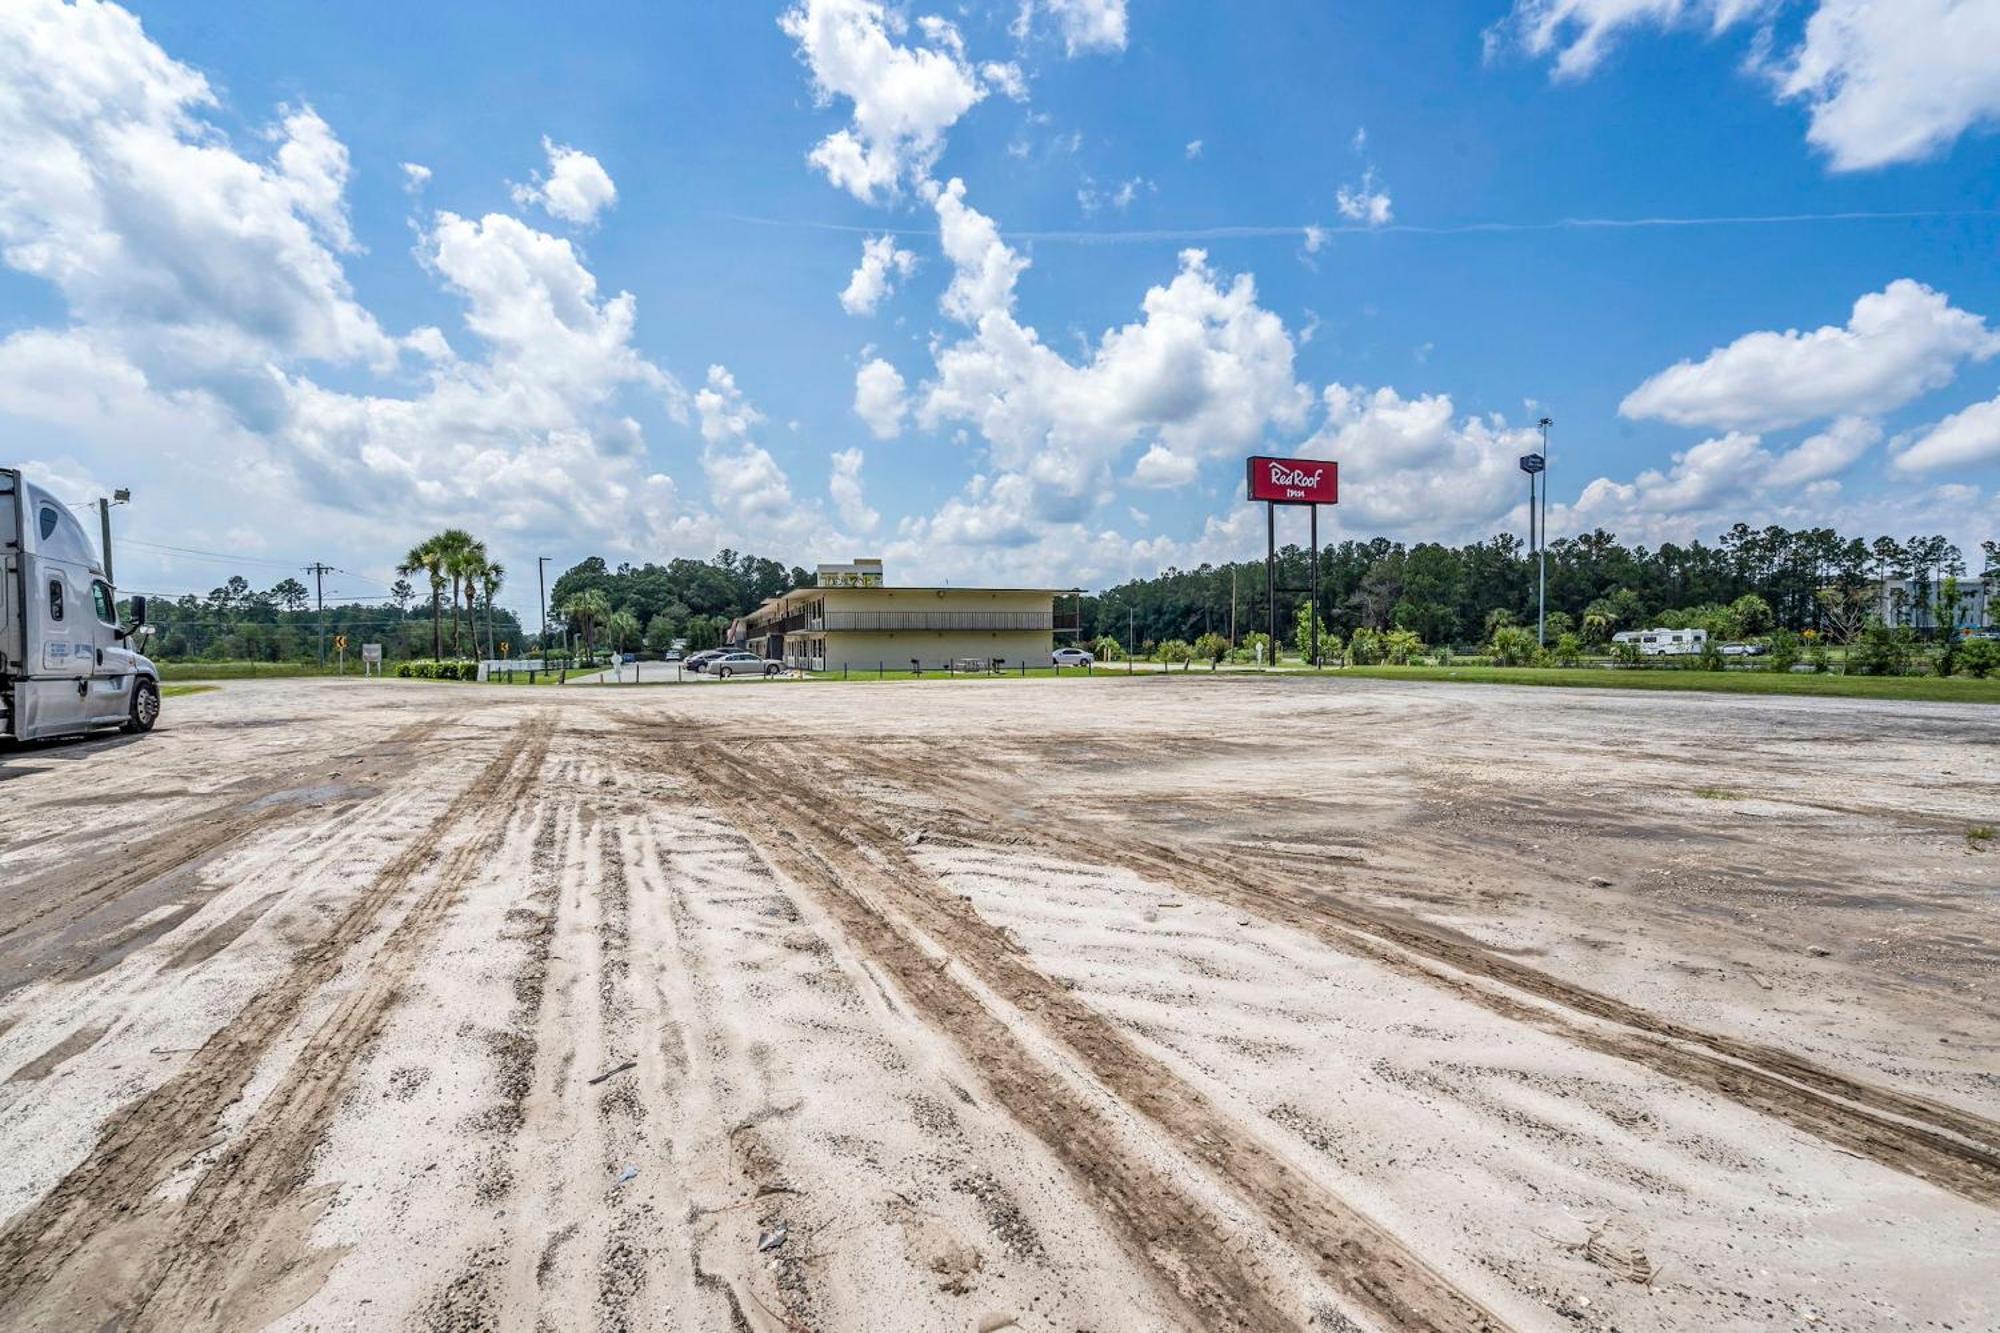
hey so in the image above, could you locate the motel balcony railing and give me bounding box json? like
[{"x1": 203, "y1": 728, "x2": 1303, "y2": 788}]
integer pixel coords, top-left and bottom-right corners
[{"x1": 817, "y1": 610, "x2": 1055, "y2": 631}]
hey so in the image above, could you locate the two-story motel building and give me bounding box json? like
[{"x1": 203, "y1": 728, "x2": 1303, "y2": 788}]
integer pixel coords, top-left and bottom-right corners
[{"x1": 735, "y1": 559, "x2": 1078, "y2": 673}]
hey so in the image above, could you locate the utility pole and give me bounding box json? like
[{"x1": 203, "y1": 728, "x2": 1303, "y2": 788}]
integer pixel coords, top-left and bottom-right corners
[
  {"x1": 537, "y1": 556, "x2": 551, "y2": 656},
  {"x1": 1230, "y1": 566, "x2": 1237, "y2": 646},
  {"x1": 306, "y1": 562, "x2": 335, "y2": 665},
  {"x1": 95, "y1": 488, "x2": 129, "y2": 586},
  {"x1": 1537, "y1": 417, "x2": 1553, "y2": 648}
]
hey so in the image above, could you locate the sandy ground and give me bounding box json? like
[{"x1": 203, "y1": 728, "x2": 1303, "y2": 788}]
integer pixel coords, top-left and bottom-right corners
[{"x1": 0, "y1": 674, "x2": 1994, "y2": 1332}]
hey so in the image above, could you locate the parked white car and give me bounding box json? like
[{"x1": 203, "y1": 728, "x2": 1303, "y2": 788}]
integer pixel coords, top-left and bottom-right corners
[
  {"x1": 708, "y1": 651, "x2": 783, "y2": 678},
  {"x1": 1051, "y1": 646, "x2": 1095, "y2": 667}
]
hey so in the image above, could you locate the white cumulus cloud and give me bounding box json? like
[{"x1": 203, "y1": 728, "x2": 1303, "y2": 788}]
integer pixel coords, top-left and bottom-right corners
[
  {"x1": 0, "y1": 0, "x2": 391, "y2": 372},
  {"x1": 1036, "y1": 0, "x2": 1129, "y2": 54},
  {"x1": 1892, "y1": 390, "x2": 2000, "y2": 472},
  {"x1": 779, "y1": 0, "x2": 987, "y2": 203},
  {"x1": 829, "y1": 447, "x2": 880, "y2": 532},
  {"x1": 1771, "y1": 0, "x2": 2000, "y2": 171},
  {"x1": 510, "y1": 137, "x2": 617, "y2": 226},
  {"x1": 1496, "y1": 0, "x2": 2000, "y2": 170},
  {"x1": 1334, "y1": 169, "x2": 1393, "y2": 227},
  {"x1": 1620, "y1": 279, "x2": 2000, "y2": 432},
  {"x1": 1299, "y1": 384, "x2": 1537, "y2": 533},
  {"x1": 839, "y1": 234, "x2": 918, "y2": 315},
  {"x1": 853, "y1": 356, "x2": 909, "y2": 438},
  {"x1": 915, "y1": 178, "x2": 1311, "y2": 532}
]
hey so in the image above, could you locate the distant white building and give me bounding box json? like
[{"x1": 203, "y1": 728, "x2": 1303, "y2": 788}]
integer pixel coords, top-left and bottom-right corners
[{"x1": 1874, "y1": 570, "x2": 1997, "y2": 632}]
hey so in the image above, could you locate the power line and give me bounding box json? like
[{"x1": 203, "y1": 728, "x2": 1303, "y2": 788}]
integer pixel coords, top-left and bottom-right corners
[
  {"x1": 115, "y1": 537, "x2": 302, "y2": 570},
  {"x1": 719, "y1": 205, "x2": 2000, "y2": 246}
]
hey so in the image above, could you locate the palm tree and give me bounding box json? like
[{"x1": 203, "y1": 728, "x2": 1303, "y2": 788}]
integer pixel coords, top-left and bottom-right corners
[
  {"x1": 431, "y1": 529, "x2": 479, "y2": 656},
  {"x1": 1581, "y1": 598, "x2": 1617, "y2": 646},
  {"x1": 398, "y1": 537, "x2": 449, "y2": 661},
  {"x1": 604, "y1": 609, "x2": 642, "y2": 655},
  {"x1": 561, "y1": 588, "x2": 611, "y2": 662},
  {"x1": 455, "y1": 542, "x2": 488, "y2": 659},
  {"x1": 480, "y1": 562, "x2": 506, "y2": 660}
]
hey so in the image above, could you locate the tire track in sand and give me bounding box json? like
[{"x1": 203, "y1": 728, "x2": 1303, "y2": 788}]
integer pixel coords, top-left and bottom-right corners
[
  {"x1": 0, "y1": 714, "x2": 550, "y2": 1332},
  {"x1": 854, "y1": 750, "x2": 2000, "y2": 1210},
  {"x1": 0, "y1": 712, "x2": 464, "y2": 999},
  {"x1": 685, "y1": 738, "x2": 1504, "y2": 1333}
]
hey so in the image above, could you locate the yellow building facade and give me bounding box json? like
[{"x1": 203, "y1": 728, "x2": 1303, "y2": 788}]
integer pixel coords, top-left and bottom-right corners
[{"x1": 740, "y1": 561, "x2": 1074, "y2": 673}]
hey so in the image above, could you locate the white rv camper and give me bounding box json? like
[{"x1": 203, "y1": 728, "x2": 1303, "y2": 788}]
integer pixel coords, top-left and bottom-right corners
[
  {"x1": 2, "y1": 468, "x2": 159, "y2": 741},
  {"x1": 1612, "y1": 627, "x2": 1709, "y2": 657}
]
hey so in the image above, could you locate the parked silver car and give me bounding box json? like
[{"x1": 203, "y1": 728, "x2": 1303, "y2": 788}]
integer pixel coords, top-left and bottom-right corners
[{"x1": 709, "y1": 651, "x2": 783, "y2": 678}]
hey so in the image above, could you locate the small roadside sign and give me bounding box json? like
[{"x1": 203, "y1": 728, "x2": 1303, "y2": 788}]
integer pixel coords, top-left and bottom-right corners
[
  {"x1": 361, "y1": 642, "x2": 382, "y2": 676},
  {"x1": 334, "y1": 634, "x2": 349, "y2": 650}
]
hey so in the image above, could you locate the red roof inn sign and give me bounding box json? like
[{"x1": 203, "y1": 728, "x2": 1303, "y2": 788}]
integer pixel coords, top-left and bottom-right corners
[
  {"x1": 1247, "y1": 454, "x2": 1339, "y2": 664},
  {"x1": 1246, "y1": 455, "x2": 1338, "y2": 505}
]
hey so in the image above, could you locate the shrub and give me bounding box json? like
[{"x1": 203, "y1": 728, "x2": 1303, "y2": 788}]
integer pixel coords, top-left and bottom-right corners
[
  {"x1": 395, "y1": 658, "x2": 479, "y2": 681},
  {"x1": 1697, "y1": 639, "x2": 1725, "y2": 672},
  {"x1": 1383, "y1": 628, "x2": 1425, "y2": 665},
  {"x1": 1293, "y1": 605, "x2": 1333, "y2": 663},
  {"x1": 1806, "y1": 640, "x2": 1830, "y2": 673},
  {"x1": 1849, "y1": 622, "x2": 1913, "y2": 676},
  {"x1": 1156, "y1": 638, "x2": 1194, "y2": 666},
  {"x1": 1489, "y1": 625, "x2": 1537, "y2": 667},
  {"x1": 1765, "y1": 629, "x2": 1801, "y2": 674},
  {"x1": 1193, "y1": 631, "x2": 1231, "y2": 664},
  {"x1": 1348, "y1": 626, "x2": 1384, "y2": 665},
  {"x1": 1552, "y1": 632, "x2": 1583, "y2": 667},
  {"x1": 1432, "y1": 644, "x2": 1453, "y2": 668},
  {"x1": 1610, "y1": 640, "x2": 1640, "y2": 666},
  {"x1": 1090, "y1": 635, "x2": 1124, "y2": 662},
  {"x1": 1958, "y1": 638, "x2": 2000, "y2": 678},
  {"x1": 1239, "y1": 631, "x2": 1274, "y2": 665}
]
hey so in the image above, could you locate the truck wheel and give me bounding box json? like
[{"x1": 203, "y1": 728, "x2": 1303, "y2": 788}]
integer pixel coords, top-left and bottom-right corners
[{"x1": 124, "y1": 678, "x2": 160, "y2": 734}]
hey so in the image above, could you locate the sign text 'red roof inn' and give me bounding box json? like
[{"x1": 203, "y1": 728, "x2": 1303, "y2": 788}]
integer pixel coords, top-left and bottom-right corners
[{"x1": 1245, "y1": 456, "x2": 1338, "y2": 505}]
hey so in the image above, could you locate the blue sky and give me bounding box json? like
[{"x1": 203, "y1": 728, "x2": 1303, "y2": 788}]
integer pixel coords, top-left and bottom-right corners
[{"x1": 2, "y1": 0, "x2": 1998, "y2": 614}]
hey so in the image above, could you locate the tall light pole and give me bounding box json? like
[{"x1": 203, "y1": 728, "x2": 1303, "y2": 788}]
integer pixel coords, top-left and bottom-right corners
[
  {"x1": 1537, "y1": 417, "x2": 1553, "y2": 647},
  {"x1": 537, "y1": 556, "x2": 551, "y2": 656},
  {"x1": 96, "y1": 488, "x2": 130, "y2": 586}
]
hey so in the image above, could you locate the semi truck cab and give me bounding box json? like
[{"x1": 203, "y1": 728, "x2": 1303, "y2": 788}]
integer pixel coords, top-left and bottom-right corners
[{"x1": 2, "y1": 468, "x2": 159, "y2": 742}]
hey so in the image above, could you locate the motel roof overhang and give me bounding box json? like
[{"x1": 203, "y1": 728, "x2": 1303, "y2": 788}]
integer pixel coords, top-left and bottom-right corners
[{"x1": 745, "y1": 584, "x2": 1084, "y2": 628}]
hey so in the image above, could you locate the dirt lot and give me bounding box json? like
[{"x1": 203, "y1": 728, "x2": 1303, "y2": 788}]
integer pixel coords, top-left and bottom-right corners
[{"x1": 0, "y1": 674, "x2": 1994, "y2": 1332}]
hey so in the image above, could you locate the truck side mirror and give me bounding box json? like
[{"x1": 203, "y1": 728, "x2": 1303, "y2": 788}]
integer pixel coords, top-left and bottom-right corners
[{"x1": 127, "y1": 594, "x2": 148, "y2": 626}]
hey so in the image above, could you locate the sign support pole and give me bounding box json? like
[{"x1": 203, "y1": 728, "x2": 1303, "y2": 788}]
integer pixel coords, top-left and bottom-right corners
[
  {"x1": 1265, "y1": 500, "x2": 1276, "y2": 654},
  {"x1": 1309, "y1": 502, "x2": 1319, "y2": 668}
]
